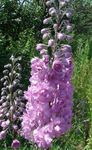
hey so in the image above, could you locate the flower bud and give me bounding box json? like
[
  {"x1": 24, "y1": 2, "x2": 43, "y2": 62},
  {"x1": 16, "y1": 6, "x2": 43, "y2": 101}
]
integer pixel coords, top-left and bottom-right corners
[
  {"x1": 8, "y1": 84, "x2": 13, "y2": 91},
  {"x1": 3, "y1": 80, "x2": 8, "y2": 86},
  {"x1": 1, "y1": 90, "x2": 6, "y2": 96},
  {"x1": 14, "y1": 101, "x2": 18, "y2": 106},
  {"x1": 42, "y1": 33, "x2": 50, "y2": 40},
  {"x1": 6, "y1": 112, "x2": 10, "y2": 117},
  {"x1": 9, "y1": 72, "x2": 12, "y2": 77},
  {"x1": 4, "y1": 76, "x2": 8, "y2": 80},
  {"x1": 6, "y1": 94, "x2": 11, "y2": 100},
  {"x1": 13, "y1": 70, "x2": 16, "y2": 75},
  {"x1": 0, "y1": 130, "x2": 6, "y2": 140},
  {"x1": 2, "y1": 102, "x2": 7, "y2": 107},
  {"x1": 1, "y1": 87, "x2": 7, "y2": 91},
  {"x1": 66, "y1": 9, "x2": 73, "y2": 18},
  {"x1": 40, "y1": 49, "x2": 47, "y2": 55},
  {"x1": 13, "y1": 114, "x2": 17, "y2": 121},
  {"x1": 10, "y1": 55, "x2": 15, "y2": 61},
  {"x1": 0, "y1": 108, "x2": 5, "y2": 113},
  {"x1": 50, "y1": 10, "x2": 56, "y2": 16},
  {"x1": 11, "y1": 139, "x2": 20, "y2": 149},
  {"x1": 1, "y1": 96, "x2": 6, "y2": 100},
  {"x1": 4, "y1": 64, "x2": 12, "y2": 69},
  {"x1": 1, "y1": 120, "x2": 10, "y2": 128},
  {"x1": 41, "y1": 28, "x2": 49, "y2": 34},
  {"x1": 17, "y1": 63, "x2": 22, "y2": 71},
  {"x1": 53, "y1": 24, "x2": 58, "y2": 30},
  {"x1": 66, "y1": 25, "x2": 72, "y2": 32},
  {"x1": 17, "y1": 90, "x2": 23, "y2": 95},
  {"x1": 46, "y1": 0, "x2": 53, "y2": 6},
  {"x1": 57, "y1": 33, "x2": 66, "y2": 40},
  {"x1": 49, "y1": 7, "x2": 56, "y2": 16},
  {"x1": 49, "y1": 7, "x2": 55, "y2": 12},
  {"x1": 0, "y1": 113, "x2": 3, "y2": 117},
  {"x1": 43, "y1": 17, "x2": 52, "y2": 24},
  {"x1": 36, "y1": 44, "x2": 47, "y2": 51},
  {"x1": 12, "y1": 125, "x2": 18, "y2": 131},
  {"x1": 0, "y1": 77, "x2": 5, "y2": 82},
  {"x1": 48, "y1": 39, "x2": 55, "y2": 47},
  {"x1": 61, "y1": 45, "x2": 72, "y2": 53},
  {"x1": 13, "y1": 79, "x2": 20, "y2": 86},
  {"x1": 6, "y1": 86, "x2": 9, "y2": 89},
  {"x1": 10, "y1": 106, "x2": 14, "y2": 111},
  {"x1": 3, "y1": 70, "x2": 9, "y2": 75},
  {"x1": 59, "y1": 1, "x2": 66, "y2": 7},
  {"x1": 16, "y1": 73, "x2": 21, "y2": 79}
]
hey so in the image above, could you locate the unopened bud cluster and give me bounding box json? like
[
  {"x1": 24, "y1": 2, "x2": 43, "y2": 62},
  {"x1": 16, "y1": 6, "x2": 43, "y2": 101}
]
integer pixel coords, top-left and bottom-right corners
[
  {"x1": 0, "y1": 55, "x2": 25, "y2": 142},
  {"x1": 22, "y1": 0, "x2": 73, "y2": 149}
]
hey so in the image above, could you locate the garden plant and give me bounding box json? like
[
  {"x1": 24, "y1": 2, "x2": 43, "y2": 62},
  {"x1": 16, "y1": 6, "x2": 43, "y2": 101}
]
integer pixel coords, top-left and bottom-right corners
[{"x1": 0, "y1": 0, "x2": 92, "y2": 150}]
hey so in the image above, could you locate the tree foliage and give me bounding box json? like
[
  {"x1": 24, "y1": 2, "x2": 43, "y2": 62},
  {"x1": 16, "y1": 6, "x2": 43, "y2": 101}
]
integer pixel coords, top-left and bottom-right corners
[{"x1": 71, "y1": 0, "x2": 92, "y2": 35}]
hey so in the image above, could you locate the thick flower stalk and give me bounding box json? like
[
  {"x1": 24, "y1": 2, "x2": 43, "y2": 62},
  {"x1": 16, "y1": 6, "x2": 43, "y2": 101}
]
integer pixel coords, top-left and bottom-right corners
[
  {"x1": 0, "y1": 55, "x2": 25, "y2": 147},
  {"x1": 22, "y1": 0, "x2": 73, "y2": 149}
]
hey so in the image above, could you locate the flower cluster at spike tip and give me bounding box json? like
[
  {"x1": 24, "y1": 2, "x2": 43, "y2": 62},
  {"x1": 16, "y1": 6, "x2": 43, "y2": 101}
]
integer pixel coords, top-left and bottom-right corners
[{"x1": 22, "y1": 0, "x2": 73, "y2": 149}]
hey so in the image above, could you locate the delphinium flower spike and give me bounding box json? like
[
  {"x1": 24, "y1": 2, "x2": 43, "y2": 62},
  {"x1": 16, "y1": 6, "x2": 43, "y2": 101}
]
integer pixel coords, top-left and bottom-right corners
[
  {"x1": 22, "y1": 0, "x2": 73, "y2": 149},
  {"x1": 0, "y1": 55, "x2": 25, "y2": 148}
]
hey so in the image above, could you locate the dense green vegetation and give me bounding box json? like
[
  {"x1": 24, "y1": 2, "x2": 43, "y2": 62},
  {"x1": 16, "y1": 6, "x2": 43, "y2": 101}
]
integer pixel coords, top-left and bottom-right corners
[{"x1": 0, "y1": 0, "x2": 92, "y2": 149}]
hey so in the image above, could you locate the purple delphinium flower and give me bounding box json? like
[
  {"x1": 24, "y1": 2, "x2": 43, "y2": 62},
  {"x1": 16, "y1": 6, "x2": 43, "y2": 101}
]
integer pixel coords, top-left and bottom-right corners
[
  {"x1": 22, "y1": 0, "x2": 73, "y2": 149},
  {"x1": 11, "y1": 139, "x2": 20, "y2": 149}
]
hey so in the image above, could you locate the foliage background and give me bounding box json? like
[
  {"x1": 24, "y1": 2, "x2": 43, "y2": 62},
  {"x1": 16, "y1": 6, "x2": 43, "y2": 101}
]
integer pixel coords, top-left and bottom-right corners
[{"x1": 0, "y1": 0, "x2": 92, "y2": 149}]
